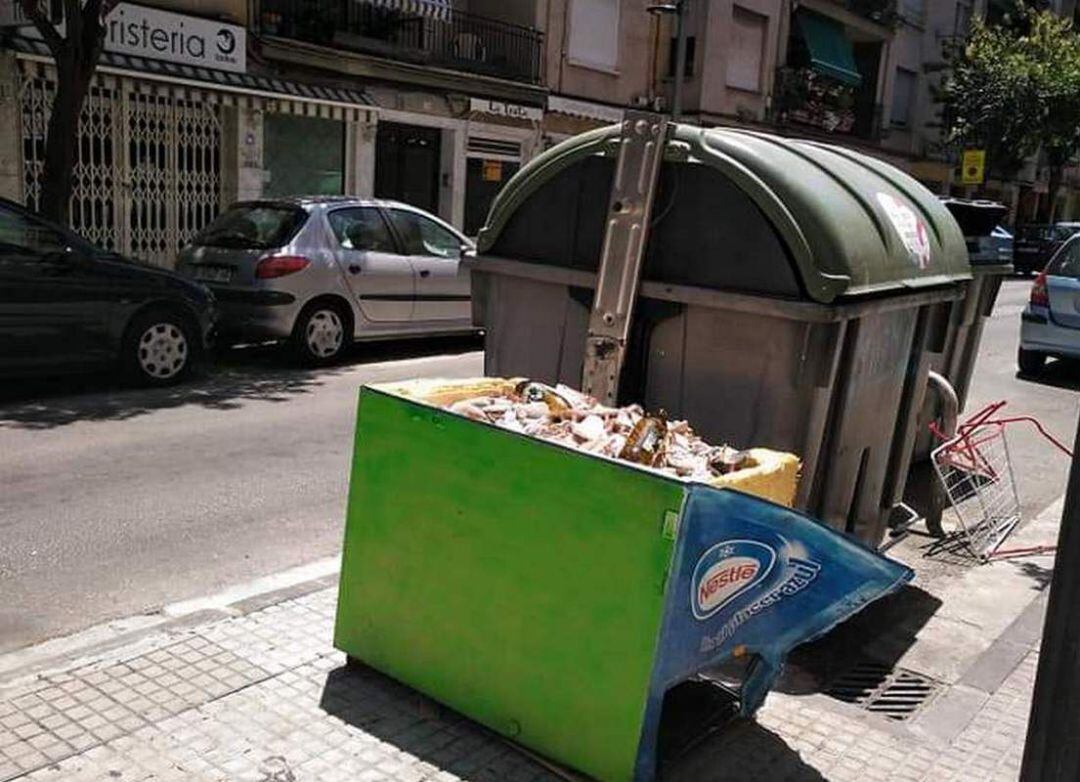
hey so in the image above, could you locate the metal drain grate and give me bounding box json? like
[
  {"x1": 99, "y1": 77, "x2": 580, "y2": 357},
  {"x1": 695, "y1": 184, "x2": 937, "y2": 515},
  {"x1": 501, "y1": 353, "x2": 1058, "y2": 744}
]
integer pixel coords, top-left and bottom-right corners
[{"x1": 825, "y1": 661, "x2": 941, "y2": 720}]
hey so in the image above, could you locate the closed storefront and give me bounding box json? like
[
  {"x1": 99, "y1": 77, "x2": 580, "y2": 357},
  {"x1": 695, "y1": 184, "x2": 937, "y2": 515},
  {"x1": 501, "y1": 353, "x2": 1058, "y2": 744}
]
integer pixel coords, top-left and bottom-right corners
[
  {"x1": 5, "y1": 34, "x2": 373, "y2": 267},
  {"x1": 18, "y1": 62, "x2": 222, "y2": 263}
]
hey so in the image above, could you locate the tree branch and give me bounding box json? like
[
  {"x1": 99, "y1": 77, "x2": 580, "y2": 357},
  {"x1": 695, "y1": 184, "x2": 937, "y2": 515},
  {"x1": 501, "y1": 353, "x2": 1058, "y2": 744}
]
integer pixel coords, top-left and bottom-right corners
[
  {"x1": 80, "y1": 0, "x2": 107, "y2": 56},
  {"x1": 18, "y1": 0, "x2": 64, "y2": 53},
  {"x1": 61, "y1": 0, "x2": 80, "y2": 51}
]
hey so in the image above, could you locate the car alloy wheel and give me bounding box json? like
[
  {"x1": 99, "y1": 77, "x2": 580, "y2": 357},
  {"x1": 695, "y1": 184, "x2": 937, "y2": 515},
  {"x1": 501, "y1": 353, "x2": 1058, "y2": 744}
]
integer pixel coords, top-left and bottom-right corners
[
  {"x1": 137, "y1": 322, "x2": 189, "y2": 380},
  {"x1": 305, "y1": 308, "x2": 344, "y2": 359}
]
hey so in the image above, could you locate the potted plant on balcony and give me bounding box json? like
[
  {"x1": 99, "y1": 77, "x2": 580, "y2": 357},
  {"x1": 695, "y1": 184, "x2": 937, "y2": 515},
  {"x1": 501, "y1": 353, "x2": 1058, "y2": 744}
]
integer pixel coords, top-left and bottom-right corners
[{"x1": 775, "y1": 67, "x2": 856, "y2": 134}]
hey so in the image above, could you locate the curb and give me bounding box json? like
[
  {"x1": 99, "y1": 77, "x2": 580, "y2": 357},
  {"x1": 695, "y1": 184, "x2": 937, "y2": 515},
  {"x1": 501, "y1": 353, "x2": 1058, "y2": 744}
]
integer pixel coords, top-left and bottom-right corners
[{"x1": 0, "y1": 565, "x2": 340, "y2": 691}]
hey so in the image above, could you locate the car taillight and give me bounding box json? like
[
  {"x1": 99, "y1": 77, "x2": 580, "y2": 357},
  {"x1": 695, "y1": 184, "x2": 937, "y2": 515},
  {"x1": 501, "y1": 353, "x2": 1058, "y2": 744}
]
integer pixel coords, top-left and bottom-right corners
[
  {"x1": 255, "y1": 255, "x2": 310, "y2": 279},
  {"x1": 1031, "y1": 271, "x2": 1050, "y2": 307}
]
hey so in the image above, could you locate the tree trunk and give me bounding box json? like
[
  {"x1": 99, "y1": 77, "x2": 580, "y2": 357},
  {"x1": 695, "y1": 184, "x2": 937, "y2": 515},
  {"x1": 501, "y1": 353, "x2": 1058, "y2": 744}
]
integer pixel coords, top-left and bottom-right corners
[
  {"x1": 38, "y1": 52, "x2": 93, "y2": 226},
  {"x1": 1040, "y1": 164, "x2": 1064, "y2": 224}
]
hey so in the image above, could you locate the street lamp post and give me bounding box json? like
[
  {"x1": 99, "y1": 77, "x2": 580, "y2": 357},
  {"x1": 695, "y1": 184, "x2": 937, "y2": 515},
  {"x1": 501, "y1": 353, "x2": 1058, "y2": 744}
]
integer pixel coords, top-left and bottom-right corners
[{"x1": 647, "y1": 0, "x2": 688, "y2": 120}]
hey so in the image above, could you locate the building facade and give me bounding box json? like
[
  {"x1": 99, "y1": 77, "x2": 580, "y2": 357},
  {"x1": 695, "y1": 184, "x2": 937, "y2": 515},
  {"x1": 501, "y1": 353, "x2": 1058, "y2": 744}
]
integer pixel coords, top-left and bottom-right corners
[
  {"x1": 3, "y1": 0, "x2": 1078, "y2": 267},
  {"x1": 0, "y1": 0, "x2": 546, "y2": 264}
]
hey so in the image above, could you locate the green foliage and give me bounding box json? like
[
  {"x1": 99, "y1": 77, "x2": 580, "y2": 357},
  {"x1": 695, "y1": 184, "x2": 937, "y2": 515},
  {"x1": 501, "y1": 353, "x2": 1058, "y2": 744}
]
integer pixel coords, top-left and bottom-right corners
[{"x1": 941, "y1": 4, "x2": 1080, "y2": 179}]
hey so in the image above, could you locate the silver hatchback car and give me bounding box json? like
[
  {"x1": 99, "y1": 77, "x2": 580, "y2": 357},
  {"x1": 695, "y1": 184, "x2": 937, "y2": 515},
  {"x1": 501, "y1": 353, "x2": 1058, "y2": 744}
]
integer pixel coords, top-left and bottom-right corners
[{"x1": 176, "y1": 197, "x2": 476, "y2": 363}]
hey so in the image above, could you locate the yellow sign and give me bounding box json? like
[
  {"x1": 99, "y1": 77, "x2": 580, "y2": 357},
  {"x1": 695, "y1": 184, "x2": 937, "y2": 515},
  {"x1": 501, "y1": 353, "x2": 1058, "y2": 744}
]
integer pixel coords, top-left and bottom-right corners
[
  {"x1": 482, "y1": 160, "x2": 503, "y2": 182},
  {"x1": 961, "y1": 149, "x2": 986, "y2": 185}
]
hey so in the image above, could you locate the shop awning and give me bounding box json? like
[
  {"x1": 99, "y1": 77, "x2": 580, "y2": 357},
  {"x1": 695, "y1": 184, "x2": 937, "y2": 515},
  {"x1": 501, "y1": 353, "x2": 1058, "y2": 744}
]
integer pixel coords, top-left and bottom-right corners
[
  {"x1": 795, "y1": 11, "x2": 862, "y2": 87},
  {"x1": 365, "y1": 0, "x2": 452, "y2": 22},
  {"x1": 8, "y1": 35, "x2": 375, "y2": 119}
]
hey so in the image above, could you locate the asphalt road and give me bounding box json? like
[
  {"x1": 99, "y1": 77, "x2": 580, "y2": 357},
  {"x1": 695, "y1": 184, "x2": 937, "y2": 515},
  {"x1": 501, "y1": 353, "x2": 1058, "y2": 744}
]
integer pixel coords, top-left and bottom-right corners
[
  {"x1": 0, "y1": 278, "x2": 1076, "y2": 654},
  {"x1": 0, "y1": 337, "x2": 484, "y2": 654},
  {"x1": 966, "y1": 278, "x2": 1079, "y2": 523}
]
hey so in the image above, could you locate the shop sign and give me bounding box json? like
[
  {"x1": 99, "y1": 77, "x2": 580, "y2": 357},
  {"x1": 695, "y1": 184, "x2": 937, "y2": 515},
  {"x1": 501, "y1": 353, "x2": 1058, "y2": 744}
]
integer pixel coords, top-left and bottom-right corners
[
  {"x1": 481, "y1": 160, "x2": 503, "y2": 182},
  {"x1": 469, "y1": 97, "x2": 542, "y2": 122},
  {"x1": 13, "y1": 1, "x2": 246, "y2": 73},
  {"x1": 105, "y1": 3, "x2": 245, "y2": 72},
  {"x1": 961, "y1": 148, "x2": 986, "y2": 185}
]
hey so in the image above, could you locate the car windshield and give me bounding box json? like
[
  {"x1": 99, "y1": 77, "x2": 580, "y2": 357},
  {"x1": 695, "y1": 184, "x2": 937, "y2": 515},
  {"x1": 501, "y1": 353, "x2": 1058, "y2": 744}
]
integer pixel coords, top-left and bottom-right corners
[
  {"x1": 1053, "y1": 224, "x2": 1080, "y2": 241},
  {"x1": 193, "y1": 205, "x2": 307, "y2": 249}
]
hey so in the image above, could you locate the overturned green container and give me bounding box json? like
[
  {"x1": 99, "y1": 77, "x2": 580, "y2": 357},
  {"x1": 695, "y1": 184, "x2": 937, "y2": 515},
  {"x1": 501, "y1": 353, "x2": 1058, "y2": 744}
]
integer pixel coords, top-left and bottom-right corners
[{"x1": 334, "y1": 384, "x2": 912, "y2": 782}]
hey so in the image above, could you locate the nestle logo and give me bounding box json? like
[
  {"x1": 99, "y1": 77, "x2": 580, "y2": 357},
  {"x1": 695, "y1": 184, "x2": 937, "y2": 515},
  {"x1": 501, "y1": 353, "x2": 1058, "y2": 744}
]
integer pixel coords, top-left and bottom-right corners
[
  {"x1": 698, "y1": 559, "x2": 759, "y2": 610},
  {"x1": 691, "y1": 540, "x2": 776, "y2": 620}
]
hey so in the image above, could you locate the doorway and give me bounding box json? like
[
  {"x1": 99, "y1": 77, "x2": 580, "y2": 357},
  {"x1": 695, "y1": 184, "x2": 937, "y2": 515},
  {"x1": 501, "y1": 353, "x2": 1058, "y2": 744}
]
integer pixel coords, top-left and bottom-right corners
[
  {"x1": 374, "y1": 122, "x2": 442, "y2": 215},
  {"x1": 464, "y1": 157, "x2": 520, "y2": 236}
]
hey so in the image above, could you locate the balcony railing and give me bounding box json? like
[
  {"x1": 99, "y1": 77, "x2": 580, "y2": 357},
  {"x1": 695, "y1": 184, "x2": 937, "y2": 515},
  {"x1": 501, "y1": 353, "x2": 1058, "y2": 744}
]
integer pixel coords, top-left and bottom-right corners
[
  {"x1": 772, "y1": 66, "x2": 884, "y2": 140},
  {"x1": 252, "y1": 0, "x2": 544, "y2": 84},
  {"x1": 843, "y1": 0, "x2": 898, "y2": 27}
]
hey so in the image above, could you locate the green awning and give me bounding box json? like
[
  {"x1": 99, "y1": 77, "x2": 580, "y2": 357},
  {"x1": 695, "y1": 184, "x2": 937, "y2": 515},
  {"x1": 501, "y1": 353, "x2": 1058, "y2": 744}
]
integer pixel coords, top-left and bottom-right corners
[{"x1": 796, "y1": 11, "x2": 862, "y2": 87}]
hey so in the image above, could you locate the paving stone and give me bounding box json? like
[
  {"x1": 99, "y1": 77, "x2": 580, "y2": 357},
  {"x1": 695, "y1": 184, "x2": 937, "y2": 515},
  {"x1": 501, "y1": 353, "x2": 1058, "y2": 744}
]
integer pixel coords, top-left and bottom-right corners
[{"x1": 0, "y1": 586, "x2": 1044, "y2": 782}]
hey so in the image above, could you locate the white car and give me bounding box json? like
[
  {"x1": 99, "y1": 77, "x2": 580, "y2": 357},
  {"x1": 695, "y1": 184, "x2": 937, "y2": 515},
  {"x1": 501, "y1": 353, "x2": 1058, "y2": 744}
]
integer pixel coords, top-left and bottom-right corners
[
  {"x1": 177, "y1": 197, "x2": 477, "y2": 364},
  {"x1": 1019, "y1": 234, "x2": 1080, "y2": 374}
]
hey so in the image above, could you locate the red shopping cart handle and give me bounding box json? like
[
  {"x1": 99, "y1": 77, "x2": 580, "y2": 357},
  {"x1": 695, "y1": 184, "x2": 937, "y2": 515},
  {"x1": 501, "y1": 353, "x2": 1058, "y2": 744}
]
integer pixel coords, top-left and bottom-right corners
[{"x1": 931, "y1": 401, "x2": 1073, "y2": 459}]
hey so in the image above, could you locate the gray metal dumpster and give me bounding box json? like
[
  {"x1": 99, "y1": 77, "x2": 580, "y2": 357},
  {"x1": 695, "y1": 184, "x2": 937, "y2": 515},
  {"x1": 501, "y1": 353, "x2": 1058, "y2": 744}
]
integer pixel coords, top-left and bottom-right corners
[
  {"x1": 469, "y1": 123, "x2": 971, "y2": 546},
  {"x1": 912, "y1": 199, "x2": 1013, "y2": 462}
]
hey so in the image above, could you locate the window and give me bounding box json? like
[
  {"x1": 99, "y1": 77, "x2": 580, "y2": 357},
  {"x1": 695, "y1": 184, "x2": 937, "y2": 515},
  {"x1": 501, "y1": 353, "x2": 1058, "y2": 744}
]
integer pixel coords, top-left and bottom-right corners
[
  {"x1": 387, "y1": 210, "x2": 461, "y2": 259},
  {"x1": 1048, "y1": 238, "x2": 1080, "y2": 277},
  {"x1": 727, "y1": 7, "x2": 767, "y2": 92},
  {"x1": 900, "y1": 0, "x2": 925, "y2": 22},
  {"x1": 263, "y1": 114, "x2": 344, "y2": 198},
  {"x1": 1054, "y1": 224, "x2": 1080, "y2": 242},
  {"x1": 891, "y1": 67, "x2": 918, "y2": 128},
  {"x1": 328, "y1": 208, "x2": 396, "y2": 253},
  {"x1": 954, "y1": 1, "x2": 973, "y2": 36},
  {"x1": 567, "y1": 0, "x2": 619, "y2": 72},
  {"x1": 666, "y1": 35, "x2": 696, "y2": 79},
  {"x1": 0, "y1": 208, "x2": 71, "y2": 260},
  {"x1": 193, "y1": 206, "x2": 307, "y2": 250}
]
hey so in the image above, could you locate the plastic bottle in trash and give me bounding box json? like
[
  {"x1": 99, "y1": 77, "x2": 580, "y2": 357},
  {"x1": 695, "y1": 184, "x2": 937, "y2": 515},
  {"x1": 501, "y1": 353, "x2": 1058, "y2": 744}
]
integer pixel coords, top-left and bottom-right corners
[{"x1": 619, "y1": 411, "x2": 669, "y2": 467}]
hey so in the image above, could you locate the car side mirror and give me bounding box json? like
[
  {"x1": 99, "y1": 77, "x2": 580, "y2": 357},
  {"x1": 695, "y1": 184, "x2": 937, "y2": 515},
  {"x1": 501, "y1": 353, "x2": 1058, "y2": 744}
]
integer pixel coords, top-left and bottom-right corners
[
  {"x1": 42, "y1": 247, "x2": 76, "y2": 263},
  {"x1": 40, "y1": 247, "x2": 79, "y2": 273}
]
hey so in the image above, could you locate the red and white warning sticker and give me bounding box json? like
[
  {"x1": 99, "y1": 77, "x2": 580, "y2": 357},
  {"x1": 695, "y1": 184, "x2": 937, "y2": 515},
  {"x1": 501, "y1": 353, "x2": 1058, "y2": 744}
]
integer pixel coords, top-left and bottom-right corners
[{"x1": 876, "y1": 192, "x2": 931, "y2": 269}]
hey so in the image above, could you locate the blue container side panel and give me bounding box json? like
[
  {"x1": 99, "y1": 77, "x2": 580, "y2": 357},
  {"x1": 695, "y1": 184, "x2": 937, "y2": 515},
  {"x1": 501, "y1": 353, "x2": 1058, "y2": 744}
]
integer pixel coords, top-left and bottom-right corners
[{"x1": 633, "y1": 486, "x2": 914, "y2": 781}]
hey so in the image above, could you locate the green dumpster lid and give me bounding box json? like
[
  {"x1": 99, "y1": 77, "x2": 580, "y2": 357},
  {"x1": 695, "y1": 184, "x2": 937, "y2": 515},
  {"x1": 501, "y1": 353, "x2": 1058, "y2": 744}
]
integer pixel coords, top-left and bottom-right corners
[
  {"x1": 796, "y1": 10, "x2": 863, "y2": 87},
  {"x1": 476, "y1": 124, "x2": 971, "y2": 303}
]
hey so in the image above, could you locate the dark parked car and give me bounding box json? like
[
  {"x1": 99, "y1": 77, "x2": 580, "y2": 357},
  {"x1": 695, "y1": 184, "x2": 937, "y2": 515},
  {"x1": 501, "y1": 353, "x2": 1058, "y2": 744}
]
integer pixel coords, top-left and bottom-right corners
[
  {"x1": 939, "y1": 198, "x2": 1012, "y2": 266},
  {"x1": 0, "y1": 198, "x2": 215, "y2": 384},
  {"x1": 1013, "y1": 223, "x2": 1080, "y2": 275}
]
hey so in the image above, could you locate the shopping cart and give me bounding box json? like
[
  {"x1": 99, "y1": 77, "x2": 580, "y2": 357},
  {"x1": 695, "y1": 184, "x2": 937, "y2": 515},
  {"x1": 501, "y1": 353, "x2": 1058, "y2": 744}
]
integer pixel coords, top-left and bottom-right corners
[{"x1": 931, "y1": 401, "x2": 1072, "y2": 562}]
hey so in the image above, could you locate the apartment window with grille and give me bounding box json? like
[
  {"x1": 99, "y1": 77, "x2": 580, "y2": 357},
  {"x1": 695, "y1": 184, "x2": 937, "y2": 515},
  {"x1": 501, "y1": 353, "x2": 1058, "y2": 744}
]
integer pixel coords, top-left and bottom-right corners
[
  {"x1": 727, "y1": 6, "x2": 767, "y2": 92},
  {"x1": 667, "y1": 36, "x2": 696, "y2": 79},
  {"x1": 891, "y1": 67, "x2": 917, "y2": 128},
  {"x1": 567, "y1": 0, "x2": 620, "y2": 72}
]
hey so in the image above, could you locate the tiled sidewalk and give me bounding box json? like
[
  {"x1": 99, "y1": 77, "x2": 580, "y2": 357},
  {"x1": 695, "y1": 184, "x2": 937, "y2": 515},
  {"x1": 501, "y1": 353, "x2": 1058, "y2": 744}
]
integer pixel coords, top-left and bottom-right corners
[{"x1": 0, "y1": 580, "x2": 1042, "y2": 782}]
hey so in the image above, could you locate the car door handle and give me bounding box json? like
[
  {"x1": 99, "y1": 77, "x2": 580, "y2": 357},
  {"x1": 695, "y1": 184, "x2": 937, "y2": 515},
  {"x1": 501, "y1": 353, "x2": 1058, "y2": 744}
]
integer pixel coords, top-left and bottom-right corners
[
  {"x1": 348, "y1": 264, "x2": 361, "y2": 274},
  {"x1": 419, "y1": 269, "x2": 430, "y2": 278}
]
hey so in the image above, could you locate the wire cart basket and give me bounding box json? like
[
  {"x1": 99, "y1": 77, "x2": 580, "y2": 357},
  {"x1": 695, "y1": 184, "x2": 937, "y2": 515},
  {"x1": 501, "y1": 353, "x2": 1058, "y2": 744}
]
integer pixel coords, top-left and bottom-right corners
[{"x1": 932, "y1": 420, "x2": 1022, "y2": 561}]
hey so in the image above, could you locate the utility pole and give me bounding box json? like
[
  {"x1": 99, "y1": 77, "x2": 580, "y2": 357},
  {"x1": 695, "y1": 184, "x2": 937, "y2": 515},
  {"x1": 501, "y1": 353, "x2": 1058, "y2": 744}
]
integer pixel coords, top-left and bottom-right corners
[
  {"x1": 647, "y1": 0, "x2": 689, "y2": 120},
  {"x1": 1020, "y1": 410, "x2": 1080, "y2": 780},
  {"x1": 672, "y1": 0, "x2": 687, "y2": 120}
]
